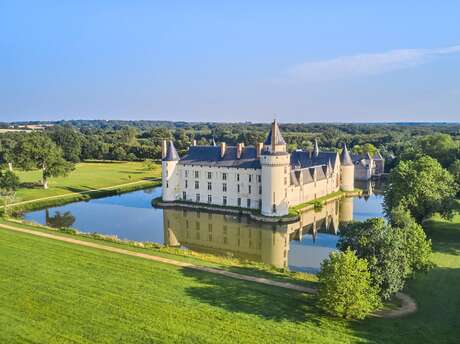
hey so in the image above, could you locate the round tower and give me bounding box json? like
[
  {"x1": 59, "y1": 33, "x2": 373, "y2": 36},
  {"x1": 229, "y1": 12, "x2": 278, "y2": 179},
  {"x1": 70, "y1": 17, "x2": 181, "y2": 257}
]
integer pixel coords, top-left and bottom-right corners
[
  {"x1": 162, "y1": 140, "x2": 180, "y2": 201},
  {"x1": 260, "y1": 120, "x2": 290, "y2": 216},
  {"x1": 340, "y1": 144, "x2": 354, "y2": 192}
]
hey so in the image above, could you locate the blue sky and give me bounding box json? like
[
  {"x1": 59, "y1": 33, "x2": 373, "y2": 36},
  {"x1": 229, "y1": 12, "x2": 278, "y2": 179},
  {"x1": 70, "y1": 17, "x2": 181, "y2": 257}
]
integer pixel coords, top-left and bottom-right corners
[{"x1": 1, "y1": 1, "x2": 459, "y2": 122}]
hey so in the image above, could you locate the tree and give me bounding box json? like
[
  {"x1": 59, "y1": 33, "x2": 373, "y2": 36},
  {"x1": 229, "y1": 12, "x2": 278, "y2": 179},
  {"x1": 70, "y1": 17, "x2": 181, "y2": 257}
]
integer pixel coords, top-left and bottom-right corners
[
  {"x1": 352, "y1": 143, "x2": 377, "y2": 156},
  {"x1": 384, "y1": 156, "x2": 458, "y2": 223},
  {"x1": 0, "y1": 170, "x2": 20, "y2": 216},
  {"x1": 13, "y1": 133, "x2": 74, "y2": 189},
  {"x1": 449, "y1": 160, "x2": 460, "y2": 196},
  {"x1": 389, "y1": 205, "x2": 432, "y2": 273},
  {"x1": 317, "y1": 249, "x2": 381, "y2": 319},
  {"x1": 338, "y1": 218, "x2": 410, "y2": 299},
  {"x1": 48, "y1": 125, "x2": 83, "y2": 162}
]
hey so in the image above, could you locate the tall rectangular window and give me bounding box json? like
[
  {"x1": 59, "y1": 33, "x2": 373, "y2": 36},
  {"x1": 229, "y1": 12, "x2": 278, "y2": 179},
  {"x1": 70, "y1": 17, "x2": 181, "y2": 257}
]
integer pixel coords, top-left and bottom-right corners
[
  {"x1": 185, "y1": 180, "x2": 188, "y2": 188},
  {"x1": 247, "y1": 199, "x2": 251, "y2": 208},
  {"x1": 182, "y1": 192, "x2": 186, "y2": 200},
  {"x1": 207, "y1": 171, "x2": 212, "y2": 179},
  {"x1": 237, "y1": 173, "x2": 240, "y2": 181},
  {"x1": 259, "y1": 185, "x2": 262, "y2": 194},
  {"x1": 249, "y1": 175, "x2": 252, "y2": 182},
  {"x1": 208, "y1": 195, "x2": 212, "y2": 203},
  {"x1": 185, "y1": 170, "x2": 188, "y2": 178},
  {"x1": 196, "y1": 194, "x2": 200, "y2": 202},
  {"x1": 194, "y1": 171, "x2": 199, "y2": 178},
  {"x1": 248, "y1": 185, "x2": 252, "y2": 194},
  {"x1": 257, "y1": 175, "x2": 261, "y2": 183},
  {"x1": 222, "y1": 172, "x2": 227, "y2": 180},
  {"x1": 237, "y1": 184, "x2": 240, "y2": 193},
  {"x1": 237, "y1": 198, "x2": 241, "y2": 206},
  {"x1": 207, "y1": 182, "x2": 212, "y2": 190},
  {"x1": 223, "y1": 196, "x2": 227, "y2": 206},
  {"x1": 195, "y1": 181, "x2": 199, "y2": 189},
  {"x1": 223, "y1": 183, "x2": 227, "y2": 192}
]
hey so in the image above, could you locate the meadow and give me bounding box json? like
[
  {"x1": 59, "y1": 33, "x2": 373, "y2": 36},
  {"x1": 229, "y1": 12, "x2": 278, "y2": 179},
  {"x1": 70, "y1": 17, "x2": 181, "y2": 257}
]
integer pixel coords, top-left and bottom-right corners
[
  {"x1": 11, "y1": 160, "x2": 161, "y2": 202},
  {"x1": 0, "y1": 213, "x2": 459, "y2": 343}
]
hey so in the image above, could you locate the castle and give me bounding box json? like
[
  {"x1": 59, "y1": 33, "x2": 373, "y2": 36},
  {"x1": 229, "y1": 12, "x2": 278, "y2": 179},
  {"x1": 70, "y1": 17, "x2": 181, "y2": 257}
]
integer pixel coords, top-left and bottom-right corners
[{"x1": 161, "y1": 120, "x2": 356, "y2": 217}]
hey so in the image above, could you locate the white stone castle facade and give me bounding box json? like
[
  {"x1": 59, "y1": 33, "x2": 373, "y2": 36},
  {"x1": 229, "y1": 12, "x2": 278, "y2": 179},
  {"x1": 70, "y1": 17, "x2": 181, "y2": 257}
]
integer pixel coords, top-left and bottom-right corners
[{"x1": 162, "y1": 120, "x2": 355, "y2": 217}]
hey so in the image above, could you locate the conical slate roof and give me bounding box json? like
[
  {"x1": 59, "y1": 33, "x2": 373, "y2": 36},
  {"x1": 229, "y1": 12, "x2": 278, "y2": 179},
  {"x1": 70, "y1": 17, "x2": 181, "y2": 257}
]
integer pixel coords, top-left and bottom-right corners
[
  {"x1": 263, "y1": 120, "x2": 286, "y2": 146},
  {"x1": 164, "y1": 140, "x2": 179, "y2": 161},
  {"x1": 340, "y1": 144, "x2": 353, "y2": 166}
]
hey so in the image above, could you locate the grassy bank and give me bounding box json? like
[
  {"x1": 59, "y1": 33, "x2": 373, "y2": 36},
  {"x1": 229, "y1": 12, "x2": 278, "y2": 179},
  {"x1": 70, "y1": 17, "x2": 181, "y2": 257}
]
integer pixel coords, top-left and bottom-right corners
[
  {"x1": 13, "y1": 161, "x2": 161, "y2": 202},
  {"x1": 1, "y1": 211, "x2": 459, "y2": 342},
  {"x1": 3, "y1": 161, "x2": 161, "y2": 214}
]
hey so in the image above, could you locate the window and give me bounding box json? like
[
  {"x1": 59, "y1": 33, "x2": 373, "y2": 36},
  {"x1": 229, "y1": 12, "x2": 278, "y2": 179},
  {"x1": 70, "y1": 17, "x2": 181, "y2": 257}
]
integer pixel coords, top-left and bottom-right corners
[
  {"x1": 237, "y1": 173, "x2": 240, "y2": 181},
  {"x1": 166, "y1": 181, "x2": 168, "y2": 188},
  {"x1": 247, "y1": 199, "x2": 251, "y2": 208},
  {"x1": 248, "y1": 185, "x2": 251, "y2": 194},
  {"x1": 185, "y1": 180, "x2": 188, "y2": 188},
  {"x1": 194, "y1": 171, "x2": 199, "y2": 178},
  {"x1": 196, "y1": 194, "x2": 200, "y2": 202},
  {"x1": 223, "y1": 183, "x2": 227, "y2": 192},
  {"x1": 257, "y1": 175, "x2": 261, "y2": 183},
  {"x1": 207, "y1": 182, "x2": 212, "y2": 190},
  {"x1": 272, "y1": 204, "x2": 276, "y2": 213},
  {"x1": 223, "y1": 196, "x2": 227, "y2": 206},
  {"x1": 207, "y1": 171, "x2": 212, "y2": 179},
  {"x1": 182, "y1": 192, "x2": 186, "y2": 200},
  {"x1": 207, "y1": 195, "x2": 212, "y2": 203},
  {"x1": 237, "y1": 198, "x2": 241, "y2": 206},
  {"x1": 237, "y1": 184, "x2": 240, "y2": 193},
  {"x1": 222, "y1": 172, "x2": 227, "y2": 180},
  {"x1": 284, "y1": 177, "x2": 287, "y2": 185},
  {"x1": 195, "y1": 181, "x2": 199, "y2": 189},
  {"x1": 259, "y1": 185, "x2": 262, "y2": 194},
  {"x1": 249, "y1": 175, "x2": 252, "y2": 182},
  {"x1": 185, "y1": 170, "x2": 188, "y2": 178},
  {"x1": 258, "y1": 200, "x2": 262, "y2": 209}
]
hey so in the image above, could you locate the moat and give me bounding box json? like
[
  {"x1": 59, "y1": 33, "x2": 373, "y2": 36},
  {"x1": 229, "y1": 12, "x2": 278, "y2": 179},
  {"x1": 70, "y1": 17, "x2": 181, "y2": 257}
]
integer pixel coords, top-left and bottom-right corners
[{"x1": 23, "y1": 182, "x2": 384, "y2": 273}]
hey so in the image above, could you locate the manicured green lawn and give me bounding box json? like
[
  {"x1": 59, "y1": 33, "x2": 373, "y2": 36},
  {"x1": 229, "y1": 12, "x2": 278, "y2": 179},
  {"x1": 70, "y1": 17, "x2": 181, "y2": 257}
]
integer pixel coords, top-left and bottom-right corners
[
  {"x1": 0, "y1": 227, "x2": 354, "y2": 344},
  {"x1": 0, "y1": 211, "x2": 459, "y2": 342},
  {"x1": 12, "y1": 161, "x2": 161, "y2": 202}
]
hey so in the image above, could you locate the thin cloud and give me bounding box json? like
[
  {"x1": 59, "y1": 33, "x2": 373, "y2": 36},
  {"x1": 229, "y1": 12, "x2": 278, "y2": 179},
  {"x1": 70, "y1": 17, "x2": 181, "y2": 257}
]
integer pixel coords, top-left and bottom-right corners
[{"x1": 281, "y1": 45, "x2": 460, "y2": 83}]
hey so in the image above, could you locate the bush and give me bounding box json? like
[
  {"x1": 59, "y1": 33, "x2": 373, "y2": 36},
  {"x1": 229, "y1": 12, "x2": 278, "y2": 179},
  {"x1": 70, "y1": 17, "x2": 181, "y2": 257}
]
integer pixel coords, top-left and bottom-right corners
[{"x1": 317, "y1": 249, "x2": 381, "y2": 319}]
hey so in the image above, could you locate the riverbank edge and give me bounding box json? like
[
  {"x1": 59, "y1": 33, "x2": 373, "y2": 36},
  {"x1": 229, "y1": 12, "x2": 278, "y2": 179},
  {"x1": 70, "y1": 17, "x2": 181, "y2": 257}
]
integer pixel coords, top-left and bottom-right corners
[
  {"x1": 0, "y1": 216, "x2": 317, "y2": 288},
  {"x1": 0, "y1": 217, "x2": 415, "y2": 318},
  {"x1": 1, "y1": 179, "x2": 161, "y2": 215},
  {"x1": 153, "y1": 189, "x2": 362, "y2": 223}
]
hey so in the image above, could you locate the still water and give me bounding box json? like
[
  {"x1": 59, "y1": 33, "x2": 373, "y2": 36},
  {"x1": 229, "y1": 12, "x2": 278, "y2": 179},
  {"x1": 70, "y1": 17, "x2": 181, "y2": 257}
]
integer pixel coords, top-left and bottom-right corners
[{"x1": 24, "y1": 185, "x2": 384, "y2": 273}]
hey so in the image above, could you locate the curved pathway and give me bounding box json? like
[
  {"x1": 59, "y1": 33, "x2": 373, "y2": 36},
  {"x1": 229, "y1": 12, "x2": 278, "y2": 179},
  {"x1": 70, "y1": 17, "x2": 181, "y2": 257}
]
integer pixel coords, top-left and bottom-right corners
[{"x1": 0, "y1": 222, "x2": 416, "y2": 318}]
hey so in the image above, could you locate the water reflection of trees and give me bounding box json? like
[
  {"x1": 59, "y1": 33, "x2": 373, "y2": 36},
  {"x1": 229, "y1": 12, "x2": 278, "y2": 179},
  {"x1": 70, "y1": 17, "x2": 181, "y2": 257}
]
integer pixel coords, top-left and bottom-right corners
[{"x1": 45, "y1": 209, "x2": 76, "y2": 228}]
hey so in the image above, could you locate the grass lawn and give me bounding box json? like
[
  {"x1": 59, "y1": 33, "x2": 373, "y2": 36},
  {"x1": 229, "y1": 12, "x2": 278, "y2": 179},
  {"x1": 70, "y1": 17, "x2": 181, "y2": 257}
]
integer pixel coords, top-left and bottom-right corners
[
  {"x1": 12, "y1": 161, "x2": 161, "y2": 203},
  {"x1": 1, "y1": 212, "x2": 459, "y2": 343}
]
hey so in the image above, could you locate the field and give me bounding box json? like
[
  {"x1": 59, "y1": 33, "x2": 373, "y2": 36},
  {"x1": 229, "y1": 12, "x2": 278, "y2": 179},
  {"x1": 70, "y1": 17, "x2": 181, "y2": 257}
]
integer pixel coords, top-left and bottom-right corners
[
  {"x1": 11, "y1": 161, "x2": 161, "y2": 203},
  {"x1": 0, "y1": 213, "x2": 459, "y2": 343}
]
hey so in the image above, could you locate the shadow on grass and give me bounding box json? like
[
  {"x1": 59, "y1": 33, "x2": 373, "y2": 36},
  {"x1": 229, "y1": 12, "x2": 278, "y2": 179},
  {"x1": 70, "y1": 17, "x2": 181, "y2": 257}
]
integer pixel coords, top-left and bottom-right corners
[
  {"x1": 424, "y1": 218, "x2": 460, "y2": 256},
  {"x1": 180, "y1": 266, "x2": 320, "y2": 323},
  {"x1": 350, "y1": 265, "x2": 460, "y2": 344},
  {"x1": 20, "y1": 182, "x2": 42, "y2": 189}
]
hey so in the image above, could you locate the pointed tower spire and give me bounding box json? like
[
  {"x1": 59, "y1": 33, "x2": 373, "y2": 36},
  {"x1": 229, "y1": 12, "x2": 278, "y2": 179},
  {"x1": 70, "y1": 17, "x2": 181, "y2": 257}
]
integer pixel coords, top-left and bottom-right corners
[
  {"x1": 164, "y1": 140, "x2": 179, "y2": 161},
  {"x1": 314, "y1": 139, "x2": 319, "y2": 157},
  {"x1": 340, "y1": 143, "x2": 353, "y2": 166},
  {"x1": 263, "y1": 119, "x2": 286, "y2": 154}
]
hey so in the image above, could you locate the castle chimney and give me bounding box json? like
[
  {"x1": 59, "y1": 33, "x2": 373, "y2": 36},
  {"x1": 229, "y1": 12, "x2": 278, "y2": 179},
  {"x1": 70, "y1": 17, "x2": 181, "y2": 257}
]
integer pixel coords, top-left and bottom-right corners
[
  {"x1": 192, "y1": 139, "x2": 197, "y2": 146},
  {"x1": 220, "y1": 142, "x2": 226, "y2": 158},
  {"x1": 256, "y1": 142, "x2": 263, "y2": 157},
  {"x1": 236, "y1": 143, "x2": 243, "y2": 159},
  {"x1": 161, "y1": 140, "x2": 167, "y2": 159}
]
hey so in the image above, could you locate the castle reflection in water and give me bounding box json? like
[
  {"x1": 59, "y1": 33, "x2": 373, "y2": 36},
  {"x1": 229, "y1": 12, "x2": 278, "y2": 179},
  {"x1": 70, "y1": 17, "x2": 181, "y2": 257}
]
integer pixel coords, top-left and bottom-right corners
[{"x1": 163, "y1": 196, "x2": 355, "y2": 272}]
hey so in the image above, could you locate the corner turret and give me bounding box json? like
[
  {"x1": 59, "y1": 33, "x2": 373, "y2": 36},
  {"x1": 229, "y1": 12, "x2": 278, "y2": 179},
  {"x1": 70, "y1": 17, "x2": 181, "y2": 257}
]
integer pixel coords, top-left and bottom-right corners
[
  {"x1": 340, "y1": 144, "x2": 354, "y2": 192},
  {"x1": 162, "y1": 140, "x2": 180, "y2": 201}
]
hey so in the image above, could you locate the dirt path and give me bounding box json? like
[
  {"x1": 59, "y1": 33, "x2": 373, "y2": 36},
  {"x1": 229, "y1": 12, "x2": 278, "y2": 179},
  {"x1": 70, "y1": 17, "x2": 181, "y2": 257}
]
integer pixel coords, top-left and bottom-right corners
[
  {"x1": 0, "y1": 178, "x2": 160, "y2": 209},
  {"x1": 0, "y1": 222, "x2": 416, "y2": 317}
]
